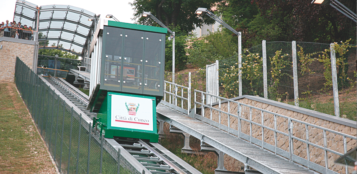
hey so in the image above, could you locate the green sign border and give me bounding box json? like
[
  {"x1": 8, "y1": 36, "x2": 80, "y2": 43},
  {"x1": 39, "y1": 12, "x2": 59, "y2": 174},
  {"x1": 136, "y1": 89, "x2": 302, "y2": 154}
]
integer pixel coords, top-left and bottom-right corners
[
  {"x1": 107, "y1": 92, "x2": 157, "y2": 134},
  {"x1": 108, "y1": 21, "x2": 167, "y2": 34}
]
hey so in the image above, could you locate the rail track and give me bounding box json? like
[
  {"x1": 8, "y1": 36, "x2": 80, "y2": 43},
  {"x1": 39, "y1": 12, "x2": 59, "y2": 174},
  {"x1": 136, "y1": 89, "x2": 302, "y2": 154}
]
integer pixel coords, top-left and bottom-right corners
[{"x1": 47, "y1": 76, "x2": 201, "y2": 174}]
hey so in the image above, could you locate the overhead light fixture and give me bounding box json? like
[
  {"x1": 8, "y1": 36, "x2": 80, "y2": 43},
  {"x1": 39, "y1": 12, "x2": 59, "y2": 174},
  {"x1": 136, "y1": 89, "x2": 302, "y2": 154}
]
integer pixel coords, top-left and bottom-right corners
[
  {"x1": 195, "y1": 7, "x2": 207, "y2": 15},
  {"x1": 106, "y1": 14, "x2": 120, "y2": 22},
  {"x1": 143, "y1": 11, "x2": 151, "y2": 18},
  {"x1": 106, "y1": 14, "x2": 113, "y2": 19},
  {"x1": 311, "y1": 0, "x2": 325, "y2": 4}
]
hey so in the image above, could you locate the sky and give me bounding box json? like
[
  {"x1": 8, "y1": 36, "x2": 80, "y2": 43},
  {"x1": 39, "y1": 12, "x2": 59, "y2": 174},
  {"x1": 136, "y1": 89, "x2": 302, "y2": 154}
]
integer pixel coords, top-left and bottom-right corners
[{"x1": 0, "y1": 0, "x2": 136, "y2": 23}]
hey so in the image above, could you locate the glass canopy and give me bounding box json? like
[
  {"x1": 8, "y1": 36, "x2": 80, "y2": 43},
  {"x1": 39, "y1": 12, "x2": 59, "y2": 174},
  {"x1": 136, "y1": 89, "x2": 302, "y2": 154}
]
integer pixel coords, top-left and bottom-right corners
[{"x1": 14, "y1": 0, "x2": 96, "y2": 56}]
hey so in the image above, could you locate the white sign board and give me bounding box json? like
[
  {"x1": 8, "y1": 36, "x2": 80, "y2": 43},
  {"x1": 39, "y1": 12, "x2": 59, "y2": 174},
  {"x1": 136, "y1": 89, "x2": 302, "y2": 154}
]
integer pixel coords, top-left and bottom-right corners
[
  {"x1": 206, "y1": 60, "x2": 219, "y2": 103},
  {"x1": 111, "y1": 95, "x2": 153, "y2": 131}
]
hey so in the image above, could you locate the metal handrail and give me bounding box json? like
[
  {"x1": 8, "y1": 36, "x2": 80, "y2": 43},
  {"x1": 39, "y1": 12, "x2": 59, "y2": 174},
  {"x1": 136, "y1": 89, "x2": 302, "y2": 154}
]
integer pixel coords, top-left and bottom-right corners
[
  {"x1": 193, "y1": 89, "x2": 354, "y2": 174},
  {"x1": 163, "y1": 72, "x2": 191, "y2": 115}
]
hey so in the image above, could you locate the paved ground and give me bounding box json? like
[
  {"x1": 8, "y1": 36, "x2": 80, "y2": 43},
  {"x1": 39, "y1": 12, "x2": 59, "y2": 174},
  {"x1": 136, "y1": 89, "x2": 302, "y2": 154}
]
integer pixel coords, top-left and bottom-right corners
[{"x1": 0, "y1": 83, "x2": 57, "y2": 174}]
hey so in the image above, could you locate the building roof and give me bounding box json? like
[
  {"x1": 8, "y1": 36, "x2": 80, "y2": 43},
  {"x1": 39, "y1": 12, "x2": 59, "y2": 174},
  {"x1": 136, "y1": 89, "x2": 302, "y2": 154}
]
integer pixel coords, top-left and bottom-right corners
[{"x1": 14, "y1": 0, "x2": 96, "y2": 56}]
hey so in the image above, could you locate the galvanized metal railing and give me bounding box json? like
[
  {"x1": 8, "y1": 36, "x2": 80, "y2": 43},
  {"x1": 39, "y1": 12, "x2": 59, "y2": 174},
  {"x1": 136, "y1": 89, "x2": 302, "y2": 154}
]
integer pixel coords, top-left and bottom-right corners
[
  {"x1": 163, "y1": 72, "x2": 191, "y2": 115},
  {"x1": 193, "y1": 89, "x2": 355, "y2": 174}
]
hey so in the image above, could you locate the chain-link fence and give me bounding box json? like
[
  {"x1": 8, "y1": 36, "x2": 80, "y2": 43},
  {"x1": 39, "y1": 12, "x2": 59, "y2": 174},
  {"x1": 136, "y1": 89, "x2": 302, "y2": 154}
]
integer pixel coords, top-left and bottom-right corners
[
  {"x1": 216, "y1": 41, "x2": 356, "y2": 119},
  {"x1": 15, "y1": 57, "x2": 140, "y2": 174}
]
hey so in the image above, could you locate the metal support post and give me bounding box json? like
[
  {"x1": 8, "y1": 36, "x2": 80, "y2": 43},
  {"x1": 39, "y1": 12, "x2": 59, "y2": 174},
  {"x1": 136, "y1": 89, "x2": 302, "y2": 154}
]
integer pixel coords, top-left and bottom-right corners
[
  {"x1": 188, "y1": 72, "x2": 191, "y2": 115},
  {"x1": 67, "y1": 107, "x2": 74, "y2": 173},
  {"x1": 262, "y1": 40, "x2": 268, "y2": 99},
  {"x1": 100, "y1": 135, "x2": 104, "y2": 174},
  {"x1": 87, "y1": 123, "x2": 92, "y2": 173},
  {"x1": 172, "y1": 32, "x2": 175, "y2": 84},
  {"x1": 158, "y1": 120, "x2": 165, "y2": 138},
  {"x1": 292, "y1": 41, "x2": 299, "y2": 106},
  {"x1": 216, "y1": 151, "x2": 226, "y2": 171},
  {"x1": 117, "y1": 149, "x2": 121, "y2": 174},
  {"x1": 54, "y1": 57, "x2": 57, "y2": 77},
  {"x1": 181, "y1": 132, "x2": 193, "y2": 153},
  {"x1": 75, "y1": 114, "x2": 82, "y2": 174},
  {"x1": 330, "y1": 43, "x2": 340, "y2": 117},
  {"x1": 216, "y1": 60, "x2": 219, "y2": 99},
  {"x1": 59, "y1": 100, "x2": 66, "y2": 172},
  {"x1": 238, "y1": 32, "x2": 242, "y2": 96}
]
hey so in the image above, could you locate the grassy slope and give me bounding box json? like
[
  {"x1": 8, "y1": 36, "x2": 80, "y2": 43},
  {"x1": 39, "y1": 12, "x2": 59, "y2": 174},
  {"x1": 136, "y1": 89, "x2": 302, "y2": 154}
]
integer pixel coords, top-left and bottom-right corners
[{"x1": 0, "y1": 83, "x2": 57, "y2": 174}]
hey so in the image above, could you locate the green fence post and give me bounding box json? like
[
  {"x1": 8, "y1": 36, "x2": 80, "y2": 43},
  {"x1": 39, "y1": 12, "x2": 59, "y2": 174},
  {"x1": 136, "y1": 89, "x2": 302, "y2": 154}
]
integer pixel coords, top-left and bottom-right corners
[
  {"x1": 67, "y1": 107, "x2": 74, "y2": 174},
  {"x1": 48, "y1": 90, "x2": 55, "y2": 153},
  {"x1": 100, "y1": 135, "x2": 103, "y2": 174},
  {"x1": 87, "y1": 123, "x2": 92, "y2": 174},
  {"x1": 53, "y1": 93, "x2": 60, "y2": 163},
  {"x1": 59, "y1": 100, "x2": 66, "y2": 173},
  {"x1": 75, "y1": 114, "x2": 82, "y2": 174},
  {"x1": 117, "y1": 149, "x2": 121, "y2": 174},
  {"x1": 34, "y1": 77, "x2": 39, "y2": 120}
]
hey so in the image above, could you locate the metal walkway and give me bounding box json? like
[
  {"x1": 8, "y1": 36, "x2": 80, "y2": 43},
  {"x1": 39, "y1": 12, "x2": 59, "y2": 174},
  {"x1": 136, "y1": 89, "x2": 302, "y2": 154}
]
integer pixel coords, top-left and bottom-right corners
[
  {"x1": 45, "y1": 77, "x2": 201, "y2": 174},
  {"x1": 69, "y1": 69, "x2": 90, "y2": 81},
  {"x1": 157, "y1": 102, "x2": 314, "y2": 174}
]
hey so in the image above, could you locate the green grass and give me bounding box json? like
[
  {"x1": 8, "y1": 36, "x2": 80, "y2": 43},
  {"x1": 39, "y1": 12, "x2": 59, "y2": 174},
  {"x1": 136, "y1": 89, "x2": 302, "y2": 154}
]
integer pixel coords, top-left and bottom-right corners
[
  {"x1": 288, "y1": 100, "x2": 357, "y2": 120},
  {"x1": 79, "y1": 88, "x2": 89, "y2": 96},
  {"x1": 0, "y1": 83, "x2": 56, "y2": 173}
]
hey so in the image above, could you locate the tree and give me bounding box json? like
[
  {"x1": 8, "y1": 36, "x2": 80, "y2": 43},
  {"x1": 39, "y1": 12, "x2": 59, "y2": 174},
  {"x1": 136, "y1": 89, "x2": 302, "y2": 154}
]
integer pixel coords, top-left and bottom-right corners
[
  {"x1": 131, "y1": 0, "x2": 221, "y2": 34},
  {"x1": 187, "y1": 31, "x2": 237, "y2": 67},
  {"x1": 165, "y1": 33, "x2": 188, "y2": 71},
  {"x1": 251, "y1": 0, "x2": 356, "y2": 43},
  {"x1": 215, "y1": 0, "x2": 355, "y2": 48},
  {"x1": 38, "y1": 49, "x2": 78, "y2": 59},
  {"x1": 38, "y1": 32, "x2": 79, "y2": 59}
]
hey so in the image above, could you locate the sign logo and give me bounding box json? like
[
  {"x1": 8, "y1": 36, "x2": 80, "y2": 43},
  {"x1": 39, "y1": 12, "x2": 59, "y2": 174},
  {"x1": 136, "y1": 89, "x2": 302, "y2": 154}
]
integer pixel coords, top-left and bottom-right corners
[{"x1": 125, "y1": 102, "x2": 140, "y2": 116}]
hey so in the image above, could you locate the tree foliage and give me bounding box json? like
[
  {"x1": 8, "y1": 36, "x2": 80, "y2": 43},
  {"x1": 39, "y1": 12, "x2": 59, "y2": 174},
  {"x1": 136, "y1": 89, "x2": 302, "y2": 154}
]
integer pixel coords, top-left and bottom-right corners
[
  {"x1": 165, "y1": 30, "x2": 188, "y2": 71},
  {"x1": 131, "y1": 0, "x2": 221, "y2": 33},
  {"x1": 38, "y1": 49, "x2": 78, "y2": 59},
  {"x1": 218, "y1": 0, "x2": 356, "y2": 47},
  {"x1": 38, "y1": 32, "x2": 79, "y2": 59},
  {"x1": 187, "y1": 31, "x2": 237, "y2": 67}
]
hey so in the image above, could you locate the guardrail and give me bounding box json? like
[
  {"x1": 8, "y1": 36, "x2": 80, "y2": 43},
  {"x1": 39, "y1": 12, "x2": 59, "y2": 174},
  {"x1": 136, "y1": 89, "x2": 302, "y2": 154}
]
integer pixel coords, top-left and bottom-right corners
[
  {"x1": 163, "y1": 72, "x2": 191, "y2": 115},
  {"x1": 193, "y1": 89, "x2": 355, "y2": 174}
]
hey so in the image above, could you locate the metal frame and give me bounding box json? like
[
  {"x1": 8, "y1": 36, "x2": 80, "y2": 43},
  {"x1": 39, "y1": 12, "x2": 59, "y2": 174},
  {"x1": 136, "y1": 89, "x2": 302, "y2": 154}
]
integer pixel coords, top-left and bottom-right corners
[
  {"x1": 163, "y1": 73, "x2": 191, "y2": 115},
  {"x1": 14, "y1": 1, "x2": 97, "y2": 57},
  {"x1": 193, "y1": 89, "x2": 355, "y2": 174},
  {"x1": 157, "y1": 102, "x2": 313, "y2": 174}
]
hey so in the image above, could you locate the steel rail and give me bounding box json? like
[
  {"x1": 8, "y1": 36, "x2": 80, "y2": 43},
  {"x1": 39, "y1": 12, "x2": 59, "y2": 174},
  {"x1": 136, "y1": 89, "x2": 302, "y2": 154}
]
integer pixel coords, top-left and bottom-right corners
[{"x1": 138, "y1": 140, "x2": 186, "y2": 174}]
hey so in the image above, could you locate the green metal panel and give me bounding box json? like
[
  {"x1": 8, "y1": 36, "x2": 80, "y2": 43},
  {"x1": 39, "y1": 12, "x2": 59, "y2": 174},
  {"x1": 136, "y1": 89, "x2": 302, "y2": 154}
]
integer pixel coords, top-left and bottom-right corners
[
  {"x1": 97, "y1": 95, "x2": 108, "y2": 126},
  {"x1": 108, "y1": 21, "x2": 167, "y2": 34},
  {"x1": 98, "y1": 92, "x2": 158, "y2": 142}
]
